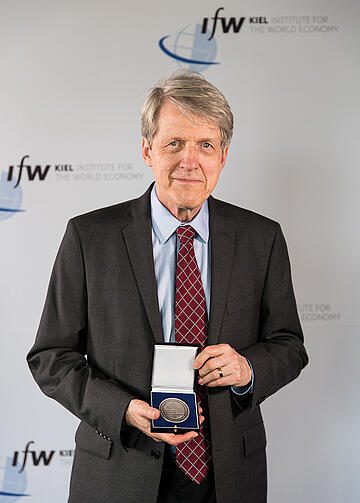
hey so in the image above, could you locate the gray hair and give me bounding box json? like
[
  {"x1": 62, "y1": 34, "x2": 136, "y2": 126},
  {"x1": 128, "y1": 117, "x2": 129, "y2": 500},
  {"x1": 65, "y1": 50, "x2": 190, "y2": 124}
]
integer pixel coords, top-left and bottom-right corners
[{"x1": 141, "y1": 71, "x2": 233, "y2": 149}]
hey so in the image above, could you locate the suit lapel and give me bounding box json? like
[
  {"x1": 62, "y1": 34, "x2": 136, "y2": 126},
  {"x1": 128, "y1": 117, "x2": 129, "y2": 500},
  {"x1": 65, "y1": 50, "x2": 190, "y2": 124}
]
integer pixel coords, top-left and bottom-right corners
[
  {"x1": 207, "y1": 196, "x2": 236, "y2": 346},
  {"x1": 122, "y1": 185, "x2": 164, "y2": 344}
]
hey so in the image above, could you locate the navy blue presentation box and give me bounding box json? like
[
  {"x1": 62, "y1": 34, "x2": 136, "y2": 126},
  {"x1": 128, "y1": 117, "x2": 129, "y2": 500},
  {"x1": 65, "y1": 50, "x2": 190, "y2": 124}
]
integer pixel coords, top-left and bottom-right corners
[{"x1": 151, "y1": 343, "x2": 200, "y2": 434}]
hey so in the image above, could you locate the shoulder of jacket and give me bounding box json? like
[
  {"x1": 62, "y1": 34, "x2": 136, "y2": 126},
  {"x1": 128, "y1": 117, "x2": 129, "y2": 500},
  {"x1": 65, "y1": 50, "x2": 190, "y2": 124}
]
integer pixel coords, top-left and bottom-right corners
[
  {"x1": 210, "y1": 196, "x2": 280, "y2": 231},
  {"x1": 67, "y1": 198, "x2": 137, "y2": 233}
]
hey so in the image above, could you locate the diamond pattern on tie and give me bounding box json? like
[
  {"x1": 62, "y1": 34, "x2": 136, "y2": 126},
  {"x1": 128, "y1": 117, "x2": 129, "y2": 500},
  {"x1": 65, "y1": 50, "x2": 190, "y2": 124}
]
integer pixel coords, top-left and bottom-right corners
[{"x1": 175, "y1": 225, "x2": 213, "y2": 485}]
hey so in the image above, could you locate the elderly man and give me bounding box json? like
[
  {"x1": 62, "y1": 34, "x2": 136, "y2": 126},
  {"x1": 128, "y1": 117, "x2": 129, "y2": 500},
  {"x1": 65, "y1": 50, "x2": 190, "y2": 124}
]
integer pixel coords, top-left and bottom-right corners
[{"x1": 27, "y1": 71, "x2": 308, "y2": 503}]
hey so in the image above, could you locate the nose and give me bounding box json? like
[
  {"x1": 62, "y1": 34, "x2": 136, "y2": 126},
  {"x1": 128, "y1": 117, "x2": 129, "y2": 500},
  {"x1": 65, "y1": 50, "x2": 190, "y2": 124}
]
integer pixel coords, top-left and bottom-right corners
[{"x1": 178, "y1": 143, "x2": 200, "y2": 170}]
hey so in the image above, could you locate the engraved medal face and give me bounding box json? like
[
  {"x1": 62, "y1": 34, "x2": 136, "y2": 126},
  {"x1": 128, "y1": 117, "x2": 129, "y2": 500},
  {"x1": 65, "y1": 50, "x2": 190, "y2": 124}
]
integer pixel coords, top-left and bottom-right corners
[{"x1": 159, "y1": 398, "x2": 190, "y2": 423}]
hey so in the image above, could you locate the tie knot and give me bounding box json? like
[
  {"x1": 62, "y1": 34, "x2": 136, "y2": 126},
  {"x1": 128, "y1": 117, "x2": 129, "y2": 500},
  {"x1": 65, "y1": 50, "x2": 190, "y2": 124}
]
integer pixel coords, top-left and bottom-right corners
[{"x1": 176, "y1": 225, "x2": 196, "y2": 244}]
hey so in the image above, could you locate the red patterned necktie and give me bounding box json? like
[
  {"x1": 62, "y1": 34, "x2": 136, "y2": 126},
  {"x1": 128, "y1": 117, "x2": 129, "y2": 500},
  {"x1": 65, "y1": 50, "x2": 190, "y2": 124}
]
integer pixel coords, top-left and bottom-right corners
[{"x1": 175, "y1": 225, "x2": 213, "y2": 485}]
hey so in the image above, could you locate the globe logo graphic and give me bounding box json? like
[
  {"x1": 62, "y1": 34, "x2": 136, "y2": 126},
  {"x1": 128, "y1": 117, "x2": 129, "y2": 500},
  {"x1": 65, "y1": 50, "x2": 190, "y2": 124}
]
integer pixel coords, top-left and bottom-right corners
[
  {"x1": 0, "y1": 171, "x2": 25, "y2": 222},
  {"x1": 159, "y1": 24, "x2": 218, "y2": 72},
  {"x1": 0, "y1": 457, "x2": 29, "y2": 500}
]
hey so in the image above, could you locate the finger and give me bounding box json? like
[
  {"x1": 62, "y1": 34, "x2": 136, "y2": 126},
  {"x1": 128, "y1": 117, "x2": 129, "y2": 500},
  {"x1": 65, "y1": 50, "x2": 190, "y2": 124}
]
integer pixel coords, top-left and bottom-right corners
[
  {"x1": 152, "y1": 431, "x2": 197, "y2": 441},
  {"x1": 141, "y1": 404, "x2": 160, "y2": 421},
  {"x1": 204, "y1": 375, "x2": 235, "y2": 387},
  {"x1": 194, "y1": 344, "x2": 228, "y2": 370},
  {"x1": 151, "y1": 431, "x2": 198, "y2": 446},
  {"x1": 167, "y1": 432, "x2": 199, "y2": 446},
  {"x1": 199, "y1": 364, "x2": 230, "y2": 385},
  {"x1": 198, "y1": 355, "x2": 232, "y2": 378},
  {"x1": 201, "y1": 358, "x2": 251, "y2": 387}
]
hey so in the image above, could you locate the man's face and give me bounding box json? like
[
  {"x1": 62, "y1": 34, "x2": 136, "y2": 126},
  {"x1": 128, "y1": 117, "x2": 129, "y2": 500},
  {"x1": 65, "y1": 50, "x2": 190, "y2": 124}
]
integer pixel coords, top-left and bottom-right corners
[{"x1": 142, "y1": 101, "x2": 229, "y2": 220}]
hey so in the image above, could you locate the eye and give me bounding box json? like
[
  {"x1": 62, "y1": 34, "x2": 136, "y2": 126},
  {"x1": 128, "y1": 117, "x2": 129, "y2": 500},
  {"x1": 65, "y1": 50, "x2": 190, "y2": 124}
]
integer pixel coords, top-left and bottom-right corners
[
  {"x1": 202, "y1": 142, "x2": 212, "y2": 148},
  {"x1": 169, "y1": 141, "x2": 178, "y2": 147}
]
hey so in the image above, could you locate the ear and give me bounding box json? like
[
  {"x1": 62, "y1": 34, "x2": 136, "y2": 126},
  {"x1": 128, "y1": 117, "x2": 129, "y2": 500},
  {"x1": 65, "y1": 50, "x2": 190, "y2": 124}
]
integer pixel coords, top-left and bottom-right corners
[
  {"x1": 142, "y1": 138, "x2": 153, "y2": 167},
  {"x1": 220, "y1": 144, "x2": 229, "y2": 171}
]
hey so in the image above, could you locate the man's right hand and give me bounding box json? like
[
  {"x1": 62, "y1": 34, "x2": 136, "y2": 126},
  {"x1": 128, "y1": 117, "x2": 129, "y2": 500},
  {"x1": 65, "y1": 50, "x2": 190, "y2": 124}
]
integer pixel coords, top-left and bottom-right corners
[{"x1": 125, "y1": 398, "x2": 204, "y2": 446}]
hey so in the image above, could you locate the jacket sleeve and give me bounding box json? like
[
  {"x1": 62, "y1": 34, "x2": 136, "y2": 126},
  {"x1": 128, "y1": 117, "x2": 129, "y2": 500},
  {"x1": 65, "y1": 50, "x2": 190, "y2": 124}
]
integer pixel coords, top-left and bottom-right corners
[
  {"x1": 234, "y1": 223, "x2": 308, "y2": 412},
  {"x1": 27, "y1": 219, "x2": 136, "y2": 442}
]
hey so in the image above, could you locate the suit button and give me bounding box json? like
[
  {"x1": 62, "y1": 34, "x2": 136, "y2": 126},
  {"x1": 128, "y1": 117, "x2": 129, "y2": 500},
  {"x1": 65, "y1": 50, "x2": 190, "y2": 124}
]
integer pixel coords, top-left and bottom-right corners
[{"x1": 151, "y1": 449, "x2": 161, "y2": 459}]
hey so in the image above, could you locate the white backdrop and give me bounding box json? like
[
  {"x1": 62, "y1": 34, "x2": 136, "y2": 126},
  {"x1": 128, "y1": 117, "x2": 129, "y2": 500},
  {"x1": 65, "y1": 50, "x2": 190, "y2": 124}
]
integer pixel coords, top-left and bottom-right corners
[{"x1": 1, "y1": 0, "x2": 359, "y2": 501}]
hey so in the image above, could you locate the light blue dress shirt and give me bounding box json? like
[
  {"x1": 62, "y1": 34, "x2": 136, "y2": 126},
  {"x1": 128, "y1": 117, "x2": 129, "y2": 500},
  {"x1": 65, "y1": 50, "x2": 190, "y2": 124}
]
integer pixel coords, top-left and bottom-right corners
[
  {"x1": 151, "y1": 185, "x2": 211, "y2": 343},
  {"x1": 150, "y1": 185, "x2": 253, "y2": 396}
]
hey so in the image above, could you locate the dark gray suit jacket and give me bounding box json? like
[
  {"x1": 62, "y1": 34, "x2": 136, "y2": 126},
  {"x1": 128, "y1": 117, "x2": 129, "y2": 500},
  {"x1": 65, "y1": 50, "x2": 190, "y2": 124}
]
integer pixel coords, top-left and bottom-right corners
[{"x1": 27, "y1": 184, "x2": 308, "y2": 503}]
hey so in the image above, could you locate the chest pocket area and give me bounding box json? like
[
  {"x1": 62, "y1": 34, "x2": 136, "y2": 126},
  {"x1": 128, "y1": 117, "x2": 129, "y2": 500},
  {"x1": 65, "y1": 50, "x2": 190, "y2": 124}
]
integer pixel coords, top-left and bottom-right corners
[
  {"x1": 220, "y1": 291, "x2": 260, "y2": 348},
  {"x1": 226, "y1": 291, "x2": 259, "y2": 314}
]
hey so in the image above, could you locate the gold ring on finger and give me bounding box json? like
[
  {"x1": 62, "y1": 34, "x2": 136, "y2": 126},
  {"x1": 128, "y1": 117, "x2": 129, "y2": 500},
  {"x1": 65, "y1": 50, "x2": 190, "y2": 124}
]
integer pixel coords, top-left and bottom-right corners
[{"x1": 218, "y1": 367, "x2": 223, "y2": 378}]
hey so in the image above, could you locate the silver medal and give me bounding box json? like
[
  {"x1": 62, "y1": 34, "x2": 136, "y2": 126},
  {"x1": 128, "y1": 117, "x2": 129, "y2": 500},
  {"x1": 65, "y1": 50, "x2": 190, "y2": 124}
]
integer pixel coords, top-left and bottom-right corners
[{"x1": 159, "y1": 398, "x2": 190, "y2": 423}]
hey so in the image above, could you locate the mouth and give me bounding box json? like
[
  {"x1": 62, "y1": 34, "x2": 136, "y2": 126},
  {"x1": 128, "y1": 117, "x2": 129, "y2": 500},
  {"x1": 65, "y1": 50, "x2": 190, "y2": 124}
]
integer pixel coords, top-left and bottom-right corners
[{"x1": 172, "y1": 178, "x2": 203, "y2": 184}]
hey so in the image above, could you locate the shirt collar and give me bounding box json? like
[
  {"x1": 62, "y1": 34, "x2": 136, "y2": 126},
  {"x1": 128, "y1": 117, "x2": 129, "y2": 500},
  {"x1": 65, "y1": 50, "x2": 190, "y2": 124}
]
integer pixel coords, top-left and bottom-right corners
[{"x1": 150, "y1": 184, "x2": 209, "y2": 244}]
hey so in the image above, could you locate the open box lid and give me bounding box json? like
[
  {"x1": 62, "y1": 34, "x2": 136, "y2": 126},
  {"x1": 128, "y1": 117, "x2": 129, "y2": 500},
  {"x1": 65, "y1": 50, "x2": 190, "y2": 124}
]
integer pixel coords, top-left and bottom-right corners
[{"x1": 151, "y1": 343, "x2": 200, "y2": 391}]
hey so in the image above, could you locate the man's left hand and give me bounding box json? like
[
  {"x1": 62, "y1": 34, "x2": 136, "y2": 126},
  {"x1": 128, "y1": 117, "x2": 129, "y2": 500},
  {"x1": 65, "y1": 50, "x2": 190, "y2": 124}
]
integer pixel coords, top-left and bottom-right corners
[{"x1": 194, "y1": 344, "x2": 252, "y2": 388}]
